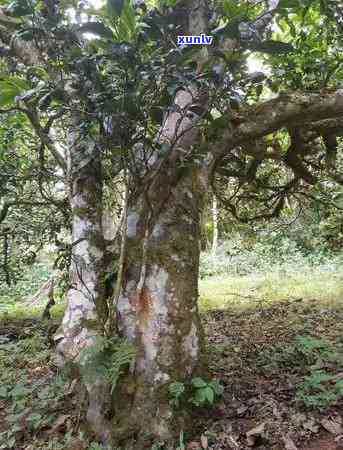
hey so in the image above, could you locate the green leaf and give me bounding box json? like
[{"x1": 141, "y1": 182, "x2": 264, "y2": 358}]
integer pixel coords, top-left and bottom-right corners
[
  {"x1": 192, "y1": 388, "x2": 206, "y2": 406},
  {"x1": 204, "y1": 386, "x2": 215, "y2": 404},
  {"x1": 0, "y1": 386, "x2": 8, "y2": 398},
  {"x1": 192, "y1": 377, "x2": 207, "y2": 388},
  {"x1": 78, "y1": 22, "x2": 114, "y2": 39},
  {"x1": 278, "y1": 0, "x2": 300, "y2": 8},
  {"x1": 18, "y1": 30, "x2": 35, "y2": 41},
  {"x1": 163, "y1": 0, "x2": 178, "y2": 5},
  {"x1": 249, "y1": 40, "x2": 295, "y2": 54},
  {"x1": 10, "y1": 383, "x2": 29, "y2": 398},
  {"x1": 169, "y1": 382, "x2": 185, "y2": 398},
  {"x1": 149, "y1": 106, "x2": 164, "y2": 124},
  {"x1": 27, "y1": 413, "x2": 43, "y2": 429},
  {"x1": 7, "y1": 0, "x2": 33, "y2": 17},
  {"x1": 222, "y1": 0, "x2": 241, "y2": 17},
  {"x1": 0, "y1": 78, "x2": 30, "y2": 107},
  {"x1": 121, "y1": 1, "x2": 136, "y2": 37},
  {"x1": 108, "y1": 0, "x2": 125, "y2": 16},
  {"x1": 212, "y1": 20, "x2": 241, "y2": 39},
  {"x1": 210, "y1": 379, "x2": 224, "y2": 396},
  {"x1": 211, "y1": 116, "x2": 228, "y2": 129},
  {"x1": 167, "y1": 84, "x2": 180, "y2": 97}
]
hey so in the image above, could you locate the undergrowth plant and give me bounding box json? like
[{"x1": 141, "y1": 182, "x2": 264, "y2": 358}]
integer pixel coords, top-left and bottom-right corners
[
  {"x1": 200, "y1": 234, "x2": 343, "y2": 279},
  {"x1": 0, "y1": 330, "x2": 66, "y2": 449},
  {"x1": 169, "y1": 377, "x2": 224, "y2": 409},
  {"x1": 0, "y1": 263, "x2": 51, "y2": 313},
  {"x1": 296, "y1": 370, "x2": 343, "y2": 410},
  {"x1": 79, "y1": 335, "x2": 136, "y2": 393},
  {"x1": 258, "y1": 335, "x2": 343, "y2": 411}
]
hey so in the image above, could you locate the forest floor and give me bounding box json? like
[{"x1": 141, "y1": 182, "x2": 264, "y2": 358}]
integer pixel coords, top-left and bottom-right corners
[
  {"x1": 198, "y1": 275, "x2": 343, "y2": 450},
  {"x1": 0, "y1": 269, "x2": 342, "y2": 450}
]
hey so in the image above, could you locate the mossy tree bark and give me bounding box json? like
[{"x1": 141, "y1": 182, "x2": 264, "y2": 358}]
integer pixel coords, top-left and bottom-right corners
[
  {"x1": 57, "y1": 2, "x2": 210, "y2": 444},
  {"x1": 109, "y1": 67, "x2": 210, "y2": 443},
  {"x1": 115, "y1": 166, "x2": 206, "y2": 445},
  {"x1": 54, "y1": 117, "x2": 111, "y2": 442}
]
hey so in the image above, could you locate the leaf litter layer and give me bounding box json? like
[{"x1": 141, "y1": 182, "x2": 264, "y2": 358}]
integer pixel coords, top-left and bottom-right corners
[
  {"x1": 0, "y1": 274, "x2": 342, "y2": 449},
  {"x1": 199, "y1": 276, "x2": 343, "y2": 450}
]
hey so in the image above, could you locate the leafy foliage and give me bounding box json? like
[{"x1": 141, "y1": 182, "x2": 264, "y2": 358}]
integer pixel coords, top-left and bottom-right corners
[
  {"x1": 0, "y1": 329, "x2": 66, "y2": 449},
  {"x1": 200, "y1": 232, "x2": 343, "y2": 278},
  {"x1": 79, "y1": 335, "x2": 136, "y2": 393},
  {"x1": 258, "y1": 335, "x2": 343, "y2": 411},
  {"x1": 297, "y1": 370, "x2": 343, "y2": 410},
  {"x1": 169, "y1": 377, "x2": 224, "y2": 409},
  {"x1": 0, "y1": 262, "x2": 51, "y2": 313}
]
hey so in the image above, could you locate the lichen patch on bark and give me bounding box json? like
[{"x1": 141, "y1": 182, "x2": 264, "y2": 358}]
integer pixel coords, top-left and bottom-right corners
[
  {"x1": 183, "y1": 321, "x2": 200, "y2": 364},
  {"x1": 126, "y1": 211, "x2": 139, "y2": 238}
]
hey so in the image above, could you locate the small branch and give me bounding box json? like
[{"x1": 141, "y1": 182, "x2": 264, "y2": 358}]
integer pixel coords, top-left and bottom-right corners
[
  {"x1": 106, "y1": 170, "x2": 129, "y2": 336},
  {"x1": 24, "y1": 109, "x2": 67, "y2": 173},
  {"x1": 2, "y1": 232, "x2": 11, "y2": 286},
  {"x1": 253, "y1": 0, "x2": 280, "y2": 33},
  {"x1": 41, "y1": 279, "x2": 55, "y2": 320}
]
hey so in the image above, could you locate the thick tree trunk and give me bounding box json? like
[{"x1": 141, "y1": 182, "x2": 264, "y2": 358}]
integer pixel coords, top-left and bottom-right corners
[
  {"x1": 55, "y1": 17, "x2": 208, "y2": 443},
  {"x1": 114, "y1": 167, "x2": 206, "y2": 446},
  {"x1": 54, "y1": 119, "x2": 111, "y2": 442}
]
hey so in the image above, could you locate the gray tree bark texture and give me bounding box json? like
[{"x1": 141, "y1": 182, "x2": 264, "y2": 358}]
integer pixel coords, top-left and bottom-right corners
[
  {"x1": 54, "y1": 117, "x2": 112, "y2": 442},
  {"x1": 115, "y1": 168, "x2": 206, "y2": 445}
]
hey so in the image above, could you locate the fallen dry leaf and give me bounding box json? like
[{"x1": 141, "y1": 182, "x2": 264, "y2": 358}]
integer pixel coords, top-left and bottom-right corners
[
  {"x1": 187, "y1": 441, "x2": 201, "y2": 450},
  {"x1": 200, "y1": 434, "x2": 208, "y2": 449},
  {"x1": 246, "y1": 422, "x2": 265, "y2": 446},
  {"x1": 320, "y1": 417, "x2": 343, "y2": 435},
  {"x1": 47, "y1": 414, "x2": 70, "y2": 434},
  {"x1": 66, "y1": 438, "x2": 87, "y2": 450},
  {"x1": 247, "y1": 422, "x2": 265, "y2": 437},
  {"x1": 237, "y1": 405, "x2": 249, "y2": 415},
  {"x1": 273, "y1": 405, "x2": 282, "y2": 419},
  {"x1": 282, "y1": 435, "x2": 298, "y2": 450},
  {"x1": 302, "y1": 418, "x2": 320, "y2": 433},
  {"x1": 292, "y1": 413, "x2": 307, "y2": 424}
]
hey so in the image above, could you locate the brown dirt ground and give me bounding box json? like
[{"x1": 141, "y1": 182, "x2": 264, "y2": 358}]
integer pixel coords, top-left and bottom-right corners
[{"x1": 1, "y1": 299, "x2": 343, "y2": 449}]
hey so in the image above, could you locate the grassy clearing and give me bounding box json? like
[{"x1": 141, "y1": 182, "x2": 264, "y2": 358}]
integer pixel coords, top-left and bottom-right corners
[
  {"x1": 0, "y1": 302, "x2": 65, "y2": 322},
  {"x1": 1, "y1": 264, "x2": 342, "y2": 322},
  {"x1": 199, "y1": 268, "x2": 343, "y2": 312},
  {"x1": 0, "y1": 263, "x2": 64, "y2": 321}
]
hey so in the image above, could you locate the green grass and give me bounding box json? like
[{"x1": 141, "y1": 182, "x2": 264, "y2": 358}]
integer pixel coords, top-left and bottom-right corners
[
  {"x1": 199, "y1": 268, "x2": 343, "y2": 312},
  {"x1": 0, "y1": 302, "x2": 65, "y2": 321},
  {"x1": 0, "y1": 264, "x2": 65, "y2": 321},
  {"x1": 1, "y1": 263, "x2": 343, "y2": 321}
]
